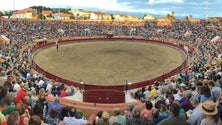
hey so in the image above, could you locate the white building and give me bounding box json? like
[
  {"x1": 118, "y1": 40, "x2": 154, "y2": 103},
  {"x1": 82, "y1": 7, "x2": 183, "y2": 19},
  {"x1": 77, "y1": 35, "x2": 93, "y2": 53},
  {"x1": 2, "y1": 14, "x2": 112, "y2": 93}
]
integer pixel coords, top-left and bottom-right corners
[
  {"x1": 90, "y1": 12, "x2": 111, "y2": 20},
  {"x1": 128, "y1": 15, "x2": 139, "y2": 21},
  {"x1": 53, "y1": 13, "x2": 71, "y2": 20},
  {"x1": 143, "y1": 15, "x2": 155, "y2": 20},
  {"x1": 69, "y1": 9, "x2": 90, "y2": 19},
  {"x1": 69, "y1": 9, "x2": 111, "y2": 20},
  {"x1": 11, "y1": 8, "x2": 37, "y2": 19},
  {"x1": 42, "y1": 10, "x2": 53, "y2": 19},
  {"x1": 114, "y1": 14, "x2": 128, "y2": 21}
]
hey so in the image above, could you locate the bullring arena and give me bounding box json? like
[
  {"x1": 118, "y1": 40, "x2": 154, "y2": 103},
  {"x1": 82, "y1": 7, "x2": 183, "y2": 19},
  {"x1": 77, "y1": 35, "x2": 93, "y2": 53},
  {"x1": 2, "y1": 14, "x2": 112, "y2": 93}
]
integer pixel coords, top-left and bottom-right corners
[
  {"x1": 1, "y1": 17, "x2": 222, "y2": 125},
  {"x1": 31, "y1": 37, "x2": 188, "y2": 119},
  {"x1": 33, "y1": 39, "x2": 186, "y2": 86}
]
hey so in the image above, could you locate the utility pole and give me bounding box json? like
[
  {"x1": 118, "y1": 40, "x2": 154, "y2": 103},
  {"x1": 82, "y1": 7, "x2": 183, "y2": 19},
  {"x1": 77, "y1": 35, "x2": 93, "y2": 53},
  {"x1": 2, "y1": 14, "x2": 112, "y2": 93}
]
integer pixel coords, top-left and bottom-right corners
[
  {"x1": 13, "y1": 0, "x2": 15, "y2": 10},
  {"x1": 149, "y1": 0, "x2": 154, "y2": 16},
  {"x1": 150, "y1": 3, "x2": 153, "y2": 16},
  {"x1": 206, "y1": 0, "x2": 208, "y2": 20},
  {"x1": 178, "y1": 1, "x2": 181, "y2": 19},
  {"x1": 42, "y1": 5, "x2": 44, "y2": 19}
]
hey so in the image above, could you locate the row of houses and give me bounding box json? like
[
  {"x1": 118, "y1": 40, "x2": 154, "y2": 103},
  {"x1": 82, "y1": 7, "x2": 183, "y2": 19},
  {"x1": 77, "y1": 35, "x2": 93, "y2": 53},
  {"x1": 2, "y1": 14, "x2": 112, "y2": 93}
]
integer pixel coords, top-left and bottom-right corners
[
  {"x1": 10, "y1": 8, "x2": 69, "y2": 20},
  {"x1": 11, "y1": 8, "x2": 38, "y2": 18},
  {"x1": 11, "y1": 8, "x2": 155, "y2": 21},
  {"x1": 69, "y1": 9, "x2": 111, "y2": 20},
  {"x1": 7, "y1": 8, "x2": 222, "y2": 24}
]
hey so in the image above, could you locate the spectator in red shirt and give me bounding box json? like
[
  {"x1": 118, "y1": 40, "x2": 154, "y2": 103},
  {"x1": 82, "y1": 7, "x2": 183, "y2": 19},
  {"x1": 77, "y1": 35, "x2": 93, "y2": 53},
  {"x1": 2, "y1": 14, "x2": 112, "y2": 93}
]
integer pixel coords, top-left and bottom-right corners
[
  {"x1": 60, "y1": 88, "x2": 68, "y2": 97},
  {"x1": 15, "y1": 85, "x2": 29, "y2": 104}
]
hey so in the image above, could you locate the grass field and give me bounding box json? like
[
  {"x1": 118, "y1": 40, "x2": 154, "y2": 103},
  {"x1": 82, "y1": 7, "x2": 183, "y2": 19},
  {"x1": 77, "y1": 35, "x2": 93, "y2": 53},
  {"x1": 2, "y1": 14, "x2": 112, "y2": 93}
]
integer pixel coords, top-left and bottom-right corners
[{"x1": 33, "y1": 40, "x2": 186, "y2": 85}]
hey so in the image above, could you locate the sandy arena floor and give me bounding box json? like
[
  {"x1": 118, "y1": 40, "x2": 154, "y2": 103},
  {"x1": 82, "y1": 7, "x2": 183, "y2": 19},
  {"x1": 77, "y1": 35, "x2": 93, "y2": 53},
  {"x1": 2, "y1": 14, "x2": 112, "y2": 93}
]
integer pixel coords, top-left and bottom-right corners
[{"x1": 33, "y1": 40, "x2": 186, "y2": 85}]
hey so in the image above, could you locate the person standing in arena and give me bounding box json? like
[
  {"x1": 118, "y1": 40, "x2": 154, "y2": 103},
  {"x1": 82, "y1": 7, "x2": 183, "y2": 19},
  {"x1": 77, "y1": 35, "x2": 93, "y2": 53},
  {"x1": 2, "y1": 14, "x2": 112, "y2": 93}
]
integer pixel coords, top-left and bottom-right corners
[{"x1": 56, "y1": 39, "x2": 59, "y2": 52}]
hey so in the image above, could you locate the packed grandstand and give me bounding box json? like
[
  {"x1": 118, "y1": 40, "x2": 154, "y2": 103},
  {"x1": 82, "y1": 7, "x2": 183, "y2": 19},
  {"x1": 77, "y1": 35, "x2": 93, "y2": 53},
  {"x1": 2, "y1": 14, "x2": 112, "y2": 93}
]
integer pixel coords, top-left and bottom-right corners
[{"x1": 0, "y1": 18, "x2": 222, "y2": 125}]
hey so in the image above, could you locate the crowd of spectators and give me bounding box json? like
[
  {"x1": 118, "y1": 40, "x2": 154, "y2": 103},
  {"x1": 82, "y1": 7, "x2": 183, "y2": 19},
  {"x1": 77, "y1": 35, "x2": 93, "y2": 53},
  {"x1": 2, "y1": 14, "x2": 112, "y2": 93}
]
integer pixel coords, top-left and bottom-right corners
[{"x1": 0, "y1": 18, "x2": 221, "y2": 125}]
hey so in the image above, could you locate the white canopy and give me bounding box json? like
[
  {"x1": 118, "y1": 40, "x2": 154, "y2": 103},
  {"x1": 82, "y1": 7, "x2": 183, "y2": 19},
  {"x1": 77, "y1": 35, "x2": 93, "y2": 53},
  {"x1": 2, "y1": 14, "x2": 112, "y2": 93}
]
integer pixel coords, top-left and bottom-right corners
[
  {"x1": 58, "y1": 29, "x2": 64, "y2": 35},
  {"x1": 130, "y1": 28, "x2": 136, "y2": 32},
  {"x1": 144, "y1": 15, "x2": 155, "y2": 20},
  {"x1": 210, "y1": 36, "x2": 221, "y2": 43},
  {"x1": 0, "y1": 35, "x2": 10, "y2": 45},
  {"x1": 184, "y1": 31, "x2": 192, "y2": 37},
  {"x1": 217, "y1": 54, "x2": 222, "y2": 59},
  {"x1": 33, "y1": 38, "x2": 47, "y2": 43},
  {"x1": 157, "y1": 29, "x2": 163, "y2": 33},
  {"x1": 85, "y1": 28, "x2": 90, "y2": 32}
]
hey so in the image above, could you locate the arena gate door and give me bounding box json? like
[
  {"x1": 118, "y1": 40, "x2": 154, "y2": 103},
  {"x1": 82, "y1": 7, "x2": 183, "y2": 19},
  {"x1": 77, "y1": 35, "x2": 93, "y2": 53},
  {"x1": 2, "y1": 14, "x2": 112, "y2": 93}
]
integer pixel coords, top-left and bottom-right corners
[{"x1": 83, "y1": 89, "x2": 125, "y2": 104}]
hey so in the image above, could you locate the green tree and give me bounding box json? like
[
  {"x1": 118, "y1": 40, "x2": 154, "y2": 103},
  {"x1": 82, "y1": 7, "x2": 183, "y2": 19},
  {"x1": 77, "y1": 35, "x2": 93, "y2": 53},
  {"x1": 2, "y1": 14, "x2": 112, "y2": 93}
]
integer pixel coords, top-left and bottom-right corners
[
  {"x1": 171, "y1": 11, "x2": 176, "y2": 20},
  {"x1": 30, "y1": 6, "x2": 51, "y2": 14},
  {"x1": 76, "y1": 13, "x2": 80, "y2": 20},
  {"x1": 0, "y1": 11, "x2": 3, "y2": 17},
  {"x1": 166, "y1": 13, "x2": 171, "y2": 20},
  {"x1": 110, "y1": 14, "x2": 115, "y2": 21},
  {"x1": 189, "y1": 14, "x2": 193, "y2": 20},
  {"x1": 184, "y1": 16, "x2": 189, "y2": 21},
  {"x1": 38, "y1": 13, "x2": 45, "y2": 19},
  {"x1": 185, "y1": 16, "x2": 189, "y2": 19},
  {"x1": 4, "y1": 11, "x2": 13, "y2": 18},
  {"x1": 67, "y1": 11, "x2": 73, "y2": 15},
  {"x1": 46, "y1": 14, "x2": 52, "y2": 18},
  {"x1": 83, "y1": 16, "x2": 88, "y2": 20},
  {"x1": 142, "y1": 14, "x2": 147, "y2": 19},
  {"x1": 69, "y1": 15, "x2": 74, "y2": 19},
  {"x1": 64, "y1": 8, "x2": 71, "y2": 14},
  {"x1": 171, "y1": 11, "x2": 175, "y2": 16}
]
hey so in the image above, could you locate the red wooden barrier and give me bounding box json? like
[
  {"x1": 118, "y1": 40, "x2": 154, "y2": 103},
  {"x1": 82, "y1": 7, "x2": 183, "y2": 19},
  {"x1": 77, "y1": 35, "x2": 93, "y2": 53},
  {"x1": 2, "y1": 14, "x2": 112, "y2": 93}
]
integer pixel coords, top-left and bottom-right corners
[{"x1": 83, "y1": 89, "x2": 125, "y2": 103}]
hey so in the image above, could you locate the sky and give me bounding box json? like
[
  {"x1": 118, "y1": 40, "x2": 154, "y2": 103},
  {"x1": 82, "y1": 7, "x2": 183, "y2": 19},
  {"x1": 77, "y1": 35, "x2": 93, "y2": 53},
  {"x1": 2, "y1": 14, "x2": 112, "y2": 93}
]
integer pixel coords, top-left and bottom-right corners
[{"x1": 0, "y1": 0, "x2": 221, "y2": 18}]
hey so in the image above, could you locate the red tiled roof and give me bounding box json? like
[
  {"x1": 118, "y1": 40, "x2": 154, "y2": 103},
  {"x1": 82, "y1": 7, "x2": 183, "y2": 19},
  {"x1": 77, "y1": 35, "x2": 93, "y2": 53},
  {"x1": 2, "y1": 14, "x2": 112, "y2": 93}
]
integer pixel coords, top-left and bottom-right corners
[
  {"x1": 25, "y1": 8, "x2": 32, "y2": 11},
  {"x1": 117, "y1": 14, "x2": 126, "y2": 17},
  {"x1": 58, "y1": 13, "x2": 70, "y2": 17},
  {"x1": 130, "y1": 16, "x2": 138, "y2": 19},
  {"x1": 14, "y1": 10, "x2": 25, "y2": 14},
  {"x1": 43, "y1": 10, "x2": 52, "y2": 15},
  {"x1": 14, "y1": 8, "x2": 33, "y2": 14},
  {"x1": 93, "y1": 12, "x2": 108, "y2": 15}
]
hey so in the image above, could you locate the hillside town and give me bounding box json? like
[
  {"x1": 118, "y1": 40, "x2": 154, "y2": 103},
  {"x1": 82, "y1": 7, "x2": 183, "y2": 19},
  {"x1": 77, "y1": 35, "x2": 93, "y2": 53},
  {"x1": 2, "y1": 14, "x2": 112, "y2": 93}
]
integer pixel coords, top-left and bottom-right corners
[
  {"x1": 0, "y1": 6, "x2": 210, "y2": 22},
  {"x1": 0, "y1": 7, "x2": 141, "y2": 21}
]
